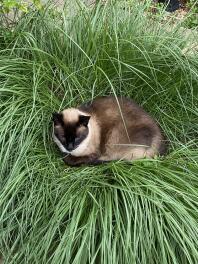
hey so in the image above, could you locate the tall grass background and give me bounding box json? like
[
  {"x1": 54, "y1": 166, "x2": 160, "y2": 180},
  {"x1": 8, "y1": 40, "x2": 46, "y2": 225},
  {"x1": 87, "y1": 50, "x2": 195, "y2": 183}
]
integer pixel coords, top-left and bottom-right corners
[{"x1": 0, "y1": 0, "x2": 198, "y2": 263}]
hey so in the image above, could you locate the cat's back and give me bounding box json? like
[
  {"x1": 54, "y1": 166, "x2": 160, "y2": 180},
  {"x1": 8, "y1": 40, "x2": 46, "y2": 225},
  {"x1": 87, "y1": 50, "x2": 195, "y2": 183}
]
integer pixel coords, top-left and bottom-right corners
[{"x1": 79, "y1": 96, "x2": 167, "y2": 158}]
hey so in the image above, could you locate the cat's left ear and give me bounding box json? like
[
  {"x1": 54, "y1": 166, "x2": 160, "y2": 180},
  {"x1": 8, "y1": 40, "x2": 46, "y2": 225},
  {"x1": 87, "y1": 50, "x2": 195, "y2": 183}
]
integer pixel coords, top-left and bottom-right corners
[
  {"x1": 52, "y1": 112, "x2": 63, "y2": 125},
  {"x1": 79, "y1": 115, "x2": 90, "y2": 127}
]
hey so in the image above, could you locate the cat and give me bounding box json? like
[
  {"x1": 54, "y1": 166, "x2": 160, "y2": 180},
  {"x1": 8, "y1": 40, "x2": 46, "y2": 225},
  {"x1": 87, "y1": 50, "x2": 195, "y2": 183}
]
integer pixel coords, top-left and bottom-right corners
[{"x1": 52, "y1": 96, "x2": 167, "y2": 166}]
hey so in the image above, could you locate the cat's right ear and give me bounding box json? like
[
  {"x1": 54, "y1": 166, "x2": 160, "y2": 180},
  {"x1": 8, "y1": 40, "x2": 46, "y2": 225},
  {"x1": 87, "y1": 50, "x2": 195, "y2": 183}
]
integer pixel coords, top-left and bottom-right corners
[{"x1": 52, "y1": 112, "x2": 63, "y2": 125}]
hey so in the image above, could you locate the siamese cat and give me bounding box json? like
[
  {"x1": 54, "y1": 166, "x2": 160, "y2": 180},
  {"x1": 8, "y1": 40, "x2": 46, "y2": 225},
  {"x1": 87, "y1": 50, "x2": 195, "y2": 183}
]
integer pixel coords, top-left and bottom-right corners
[{"x1": 52, "y1": 96, "x2": 167, "y2": 166}]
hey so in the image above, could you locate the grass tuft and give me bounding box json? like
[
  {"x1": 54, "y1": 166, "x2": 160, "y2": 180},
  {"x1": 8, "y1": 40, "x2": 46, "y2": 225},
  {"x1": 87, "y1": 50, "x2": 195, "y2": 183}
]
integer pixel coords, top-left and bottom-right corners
[{"x1": 0, "y1": 1, "x2": 198, "y2": 263}]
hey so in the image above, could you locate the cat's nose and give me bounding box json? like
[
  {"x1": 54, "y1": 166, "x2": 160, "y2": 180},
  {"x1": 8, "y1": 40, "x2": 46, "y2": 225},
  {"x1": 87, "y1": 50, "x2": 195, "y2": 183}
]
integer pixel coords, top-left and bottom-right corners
[{"x1": 67, "y1": 143, "x2": 73, "y2": 151}]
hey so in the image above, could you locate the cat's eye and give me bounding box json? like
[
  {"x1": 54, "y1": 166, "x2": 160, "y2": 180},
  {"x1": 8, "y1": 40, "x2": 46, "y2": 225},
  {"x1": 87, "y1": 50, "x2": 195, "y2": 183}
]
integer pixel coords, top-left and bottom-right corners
[{"x1": 75, "y1": 137, "x2": 80, "y2": 143}]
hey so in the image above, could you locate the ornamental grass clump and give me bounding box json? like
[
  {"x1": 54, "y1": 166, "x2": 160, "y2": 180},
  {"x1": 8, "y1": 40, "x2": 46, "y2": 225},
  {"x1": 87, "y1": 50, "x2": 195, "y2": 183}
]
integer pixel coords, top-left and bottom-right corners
[{"x1": 0, "y1": 1, "x2": 198, "y2": 263}]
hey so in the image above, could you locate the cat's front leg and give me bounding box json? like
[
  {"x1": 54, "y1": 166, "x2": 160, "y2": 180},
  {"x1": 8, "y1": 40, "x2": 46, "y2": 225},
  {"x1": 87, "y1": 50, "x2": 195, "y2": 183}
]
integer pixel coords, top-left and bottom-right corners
[{"x1": 63, "y1": 154, "x2": 101, "y2": 167}]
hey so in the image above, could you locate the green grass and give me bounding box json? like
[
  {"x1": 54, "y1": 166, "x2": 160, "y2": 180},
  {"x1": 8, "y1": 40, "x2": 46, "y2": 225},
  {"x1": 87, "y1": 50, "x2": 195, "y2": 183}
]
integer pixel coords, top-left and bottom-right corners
[{"x1": 0, "y1": 1, "x2": 198, "y2": 263}]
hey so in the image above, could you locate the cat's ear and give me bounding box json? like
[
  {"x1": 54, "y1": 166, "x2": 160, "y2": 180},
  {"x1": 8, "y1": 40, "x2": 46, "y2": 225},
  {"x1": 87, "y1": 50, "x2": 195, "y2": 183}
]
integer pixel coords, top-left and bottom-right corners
[
  {"x1": 79, "y1": 115, "x2": 90, "y2": 127},
  {"x1": 52, "y1": 112, "x2": 63, "y2": 125}
]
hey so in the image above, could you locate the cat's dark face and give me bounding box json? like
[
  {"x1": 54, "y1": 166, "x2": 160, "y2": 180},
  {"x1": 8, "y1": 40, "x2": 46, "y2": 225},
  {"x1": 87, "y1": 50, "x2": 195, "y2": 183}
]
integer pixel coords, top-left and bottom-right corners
[{"x1": 52, "y1": 110, "x2": 90, "y2": 153}]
